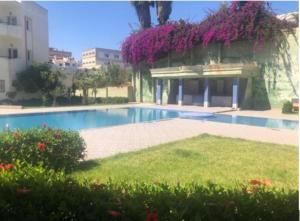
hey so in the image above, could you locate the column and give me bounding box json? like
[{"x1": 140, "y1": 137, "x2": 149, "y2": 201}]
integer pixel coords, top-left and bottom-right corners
[
  {"x1": 204, "y1": 78, "x2": 210, "y2": 108},
  {"x1": 232, "y1": 78, "x2": 239, "y2": 109},
  {"x1": 156, "y1": 79, "x2": 162, "y2": 105},
  {"x1": 178, "y1": 79, "x2": 183, "y2": 105}
]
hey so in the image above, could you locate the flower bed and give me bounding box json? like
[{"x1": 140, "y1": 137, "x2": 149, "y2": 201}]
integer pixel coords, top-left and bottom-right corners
[
  {"x1": 0, "y1": 128, "x2": 86, "y2": 171},
  {"x1": 0, "y1": 163, "x2": 298, "y2": 221},
  {"x1": 122, "y1": 1, "x2": 295, "y2": 65}
]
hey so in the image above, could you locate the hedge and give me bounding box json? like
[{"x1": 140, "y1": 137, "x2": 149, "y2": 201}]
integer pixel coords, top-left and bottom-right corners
[
  {"x1": 0, "y1": 163, "x2": 298, "y2": 221},
  {"x1": 0, "y1": 96, "x2": 129, "y2": 107},
  {"x1": 0, "y1": 128, "x2": 86, "y2": 171},
  {"x1": 282, "y1": 101, "x2": 293, "y2": 113}
]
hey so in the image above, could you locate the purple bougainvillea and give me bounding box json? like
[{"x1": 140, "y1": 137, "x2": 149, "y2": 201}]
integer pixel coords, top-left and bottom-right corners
[{"x1": 121, "y1": 1, "x2": 295, "y2": 65}]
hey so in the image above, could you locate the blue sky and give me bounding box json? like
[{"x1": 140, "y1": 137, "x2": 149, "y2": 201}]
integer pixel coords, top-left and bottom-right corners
[{"x1": 38, "y1": 1, "x2": 299, "y2": 60}]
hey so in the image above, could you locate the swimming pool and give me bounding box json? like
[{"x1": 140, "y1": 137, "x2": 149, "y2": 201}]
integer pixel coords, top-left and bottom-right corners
[{"x1": 0, "y1": 107, "x2": 298, "y2": 131}]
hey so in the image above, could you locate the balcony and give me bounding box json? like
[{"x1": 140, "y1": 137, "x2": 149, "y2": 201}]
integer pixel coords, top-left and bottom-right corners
[
  {"x1": 0, "y1": 22, "x2": 22, "y2": 39},
  {"x1": 150, "y1": 62, "x2": 258, "y2": 79},
  {"x1": 0, "y1": 57, "x2": 26, "y2": 77}
]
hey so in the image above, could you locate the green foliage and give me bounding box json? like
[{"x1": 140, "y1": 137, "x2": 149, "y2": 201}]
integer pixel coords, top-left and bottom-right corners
[
  {"x1": 0, "y1": 128, "x2": 86, "y2": 171},
  {"x1": 103, "y1": 64, "x2": 132, "y2": 87},
  {"x1": 95, "y1": 97, "x2": 129, "y2": 104},
  {"x1": 282, "y1": 101, "x2": 293, "y2": 113},
  {"x1": 5, "y1": 91, "x2": 17, "y2": 99},
  {"x1": 0, "y1": 163, "x2": 298, "y2": 221},
  {"x1": 14, "y1": 64, "x2": 66, "y2": 105},
  {"x1": 73, "y1": 69, "x2": 102, "y2": 104},
  {"x1": 11, "y1": 96, "x2": 128, "y2": 107}
]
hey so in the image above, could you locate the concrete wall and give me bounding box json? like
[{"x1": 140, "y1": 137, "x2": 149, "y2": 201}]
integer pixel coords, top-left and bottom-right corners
[
  {"x1": 76, "y1": 86, "x2": 134, "y2": 101},
  {"x1": 254, "y1": 29, "x2": 299, "y2": 108}
]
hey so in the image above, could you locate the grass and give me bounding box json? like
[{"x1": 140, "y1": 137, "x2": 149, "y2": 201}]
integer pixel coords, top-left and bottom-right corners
[{"x1": 72, "y1": 134, "x2": 298, "y2": 190}]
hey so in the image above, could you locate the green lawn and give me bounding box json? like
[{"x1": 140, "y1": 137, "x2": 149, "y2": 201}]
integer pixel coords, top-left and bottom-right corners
[{"x1": 72, "y1": 134, "x2": 298, "y2": 190}]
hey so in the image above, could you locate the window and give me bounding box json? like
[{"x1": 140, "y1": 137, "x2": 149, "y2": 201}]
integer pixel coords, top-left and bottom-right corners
[
  {"x1": 0, "y1": 80, "x2": 5, "y2": 93},
  {"x1": 104, "y1": 53, "x2": 109, "y2": 58},
  {"x1": 25, "y1": 17, "x2": 32, "y2": 31},
  {"x1": 25, "y1": 19, "x2": 30, "y2": 31},
  {"x1": 27, "y1": 50, "x2": 31, "y2": 61},
  {"x1": 8, "y1": 48, "x2": 18, "y2": 59},
  {"x1": 7, "y1": 15, "x2": 17, "y2": 25},
  {"x1": 114, "y1": 54, "x2": 119, "y2": 59}
]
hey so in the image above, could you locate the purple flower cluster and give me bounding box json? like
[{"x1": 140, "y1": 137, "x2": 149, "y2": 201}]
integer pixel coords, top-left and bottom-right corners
[{"x1": 121, "y1": 1, "x2": 295, "y2": 65}]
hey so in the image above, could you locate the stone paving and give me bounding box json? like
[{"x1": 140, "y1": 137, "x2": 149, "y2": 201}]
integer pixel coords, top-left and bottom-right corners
[{"x1": 81, "y1": 117, "x2": 298, "y2": 160}]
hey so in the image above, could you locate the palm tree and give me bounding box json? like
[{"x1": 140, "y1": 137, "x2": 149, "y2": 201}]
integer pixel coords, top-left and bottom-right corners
[
  {"x1": 131, "y1": 1, "x2": 173, "y2": 28},
  {"x1": 156, "y1": 1, "x2": 172, "y2": 25},
  {"x1": 131, "y1": 1, "x2": 154, "y2": 29}
]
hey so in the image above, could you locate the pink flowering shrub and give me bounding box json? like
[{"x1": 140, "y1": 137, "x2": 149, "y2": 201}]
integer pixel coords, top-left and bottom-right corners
[{"x1": 122, "y1": 1, "x2": 296, "y2": 65}]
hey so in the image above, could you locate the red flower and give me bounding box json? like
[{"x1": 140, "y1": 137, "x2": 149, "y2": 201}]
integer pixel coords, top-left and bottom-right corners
[
  {"x1": 0, "y1": 163, "x2": 13, "y2": 171},
  {"x1": 145, "y1": 210, "x2": 159, "y2": 221},
  {"x1": 4, "y1": 164, "x2": 13, "y2": 170},
  {"x1": 250, "y1": 179, "x2": 272, "y2": 186},
  {"x1": 37, "y1": 143, "x2": 46, "y2": 151},
  {"x1": 16, "y1": 187, "x2": 30, "y2": 197},
  {"x1": 108, "y1": 210, "x2": 121, "y2": 217},
  {"x1": 53, "y1": 132, "x2": 61, "y2": 139},
  {"x1": 42, "y1": 123, "x2": 48, "y2": 128},
  {"x1": 261, "y1": 179, "x2": 272, "y2": 186},
  {"x1": 12, "y1": 132, "x2": 21, "y2": 139},
  {"x1": 250, "y1": 179, "x2": 261, "y2": 185}
]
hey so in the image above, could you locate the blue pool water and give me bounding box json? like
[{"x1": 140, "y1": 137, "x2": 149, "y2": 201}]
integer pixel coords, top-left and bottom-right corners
[{"x1": 0, "y1": 107, "x2": 298, "y2": 131}]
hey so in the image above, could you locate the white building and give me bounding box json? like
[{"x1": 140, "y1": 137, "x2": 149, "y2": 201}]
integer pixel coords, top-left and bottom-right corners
[
  {"x1": 49, "y1": 47, "x2": 77, "y2": 69},
  {"x1": 0, "y1": 1, "x2": 48, "y2": 100},
  {"x1": 81, "y1": 48, "x2": 124, "y2": 69}
]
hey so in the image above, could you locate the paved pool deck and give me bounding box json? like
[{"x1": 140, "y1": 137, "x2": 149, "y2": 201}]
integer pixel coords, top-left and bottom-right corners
[
  {"x1": 0, "y1": 104, "x2": 298, "y2": 160},
  {"x1": 81, "y1": 117, "x2": 298, "y2": 160}
]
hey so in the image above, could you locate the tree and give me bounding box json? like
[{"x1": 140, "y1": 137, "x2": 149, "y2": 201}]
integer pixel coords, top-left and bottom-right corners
[
  {"x1": 131, "y1": 1, "x2": 172, "y2": 29},
  {"x1": 48, "y1": 69, "x2": 66, "y2": 106},
  {"x1": 91, "y1": 69, "x2": 106, "y2": 101},
  {"x1": 156, "y1": 1, "x2": 172, "y2": 25},
  {"x1": 73, "y1": 69, "x2": 102, "y2": 104},
  {"x1": 95, "y1": 64, "x2": 131, "y2": 98},
  {"x1": 104, "y1": 64, "x2": 131, "y2": 87},
  {"x1": 14, "y1": 63, "x2": 65, "y2": 105},
  {"x1": 131, "y1": 1, "x2": 154, "y2": 29}
]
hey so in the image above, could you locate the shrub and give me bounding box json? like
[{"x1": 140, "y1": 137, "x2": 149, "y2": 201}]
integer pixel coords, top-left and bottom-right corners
[
  {"x1": 0, "y1": 164, "x2": 298, "y2": 221},
  {"x1": 0, "y1": 99, "x2": 16, "y2": 105},
  {"x1": 282, "y1": 101, "x2": 293, "y2": 113},
  {"x1": 0, "y1": 128, "x2": 86, "y2": 171},
  {"x1": 12, "y1": 96, "x2": 128, "y2": 107},
  {"x1": 5, "y1": 91, "x2": 17, "y2": 99},
  {"x1": 96, "y1": 97, "x2": 129, "y2": 104}
]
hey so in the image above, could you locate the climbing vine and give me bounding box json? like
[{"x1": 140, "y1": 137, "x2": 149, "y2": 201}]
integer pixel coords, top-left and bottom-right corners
[{"x1": 121, "y1": 1, "x2": 295, "y2": 65}]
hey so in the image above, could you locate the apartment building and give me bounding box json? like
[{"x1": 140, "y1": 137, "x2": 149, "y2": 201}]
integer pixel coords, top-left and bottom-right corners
[
  {"x1": 81, "y1": 48, "x2": 124, "y2": 69},
  {"x1": 0, "y1": 1, "x2": 48, "y2": 100},
  {"x1": 49, "y1": 47, "x2": 77, "y2": 69}
]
